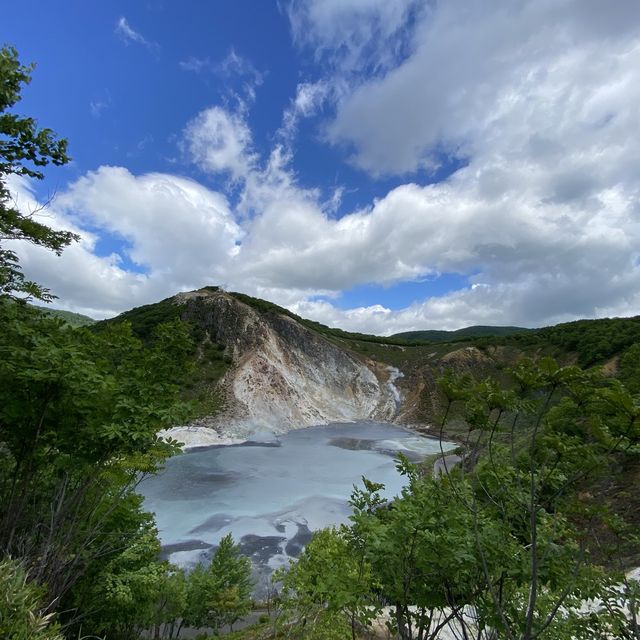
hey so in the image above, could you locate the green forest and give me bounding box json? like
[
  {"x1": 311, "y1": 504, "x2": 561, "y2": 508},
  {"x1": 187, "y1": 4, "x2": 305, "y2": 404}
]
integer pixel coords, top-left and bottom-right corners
[{"x1": 2, "y1": 45, "x2": 640, "y2": 640}]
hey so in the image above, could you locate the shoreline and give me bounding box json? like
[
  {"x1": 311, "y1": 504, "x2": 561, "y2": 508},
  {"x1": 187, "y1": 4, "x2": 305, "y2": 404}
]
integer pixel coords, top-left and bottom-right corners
[
  {"x1": 158, "y1": 425, "x2": 248, "y2": 450},
  {"x1": 159, "y1": 419, "x2": 461, "y2": 454}
]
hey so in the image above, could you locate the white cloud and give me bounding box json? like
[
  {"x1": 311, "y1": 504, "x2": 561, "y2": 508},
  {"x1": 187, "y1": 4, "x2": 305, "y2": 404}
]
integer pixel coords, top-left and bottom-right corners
[
  {"x1": 279, "y1": 81, "x2": 331, "y2": 144},
  {"x1": 179, "y1": 56, "x2": 211, "y2": 73},
  {"x1": 283, "y1": 0, "x2": 421, "y2": 74},
  {"x1": 326, "y1": 0, "x2": 640, "y2": 176},
  {"x1": 115, "y1": 16, "x2": 157, "y2": 50},
  {"x1": 8, "y1": 170, "x2": 243, "y2": 319},
  {"x1": 10, "y1": 2, "x2": 640, "y2": 334},
  {"x1": 218, "y1": 49, "x2": 262, "y2": 83},
  {"x1": 179, "y1": 49, "x2": 264, "y2": 109},
  {"x1": 177, "y1": 97, "x2": 640, "y2": 333},
  {"x1": 180, "y1": 48, "x2": 263, "y2": 82},
  {"x1": 182, "y1": 107, "x2": 256, "y2": 182}
]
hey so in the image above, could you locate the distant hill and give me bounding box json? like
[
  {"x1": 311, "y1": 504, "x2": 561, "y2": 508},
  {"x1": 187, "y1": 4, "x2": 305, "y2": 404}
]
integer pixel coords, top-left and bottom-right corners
[
  {"x1": 32, "y1": 305, "x2": 96, "y2": 328},
  {"x1": 507, "y1": 315, "x2": 640, "y2": 367},
  {"x1": 391, "y1": 325, "x2": 532, "y2": 343}
]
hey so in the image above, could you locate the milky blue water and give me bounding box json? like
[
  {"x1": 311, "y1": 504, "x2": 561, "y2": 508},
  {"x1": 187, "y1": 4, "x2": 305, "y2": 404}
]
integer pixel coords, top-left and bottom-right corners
[{"x1": 139, "y1": 422, "x2": 454, "y2": 577}]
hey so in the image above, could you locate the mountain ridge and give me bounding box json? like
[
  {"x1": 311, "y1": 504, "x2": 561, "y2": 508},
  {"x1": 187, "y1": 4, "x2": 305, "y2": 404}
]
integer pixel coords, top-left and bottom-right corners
[
  {"x1": 94, "y1": 286, "x2": 640, "y2": 444},
  {"x1": 391, "y1": 325, "x2": 532, "y2": 342}
]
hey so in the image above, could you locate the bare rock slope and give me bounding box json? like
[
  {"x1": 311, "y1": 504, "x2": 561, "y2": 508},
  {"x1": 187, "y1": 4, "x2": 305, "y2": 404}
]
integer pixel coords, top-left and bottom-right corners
[{"x1": 175, "y1": 288, "x2": 398, "y2": 438}]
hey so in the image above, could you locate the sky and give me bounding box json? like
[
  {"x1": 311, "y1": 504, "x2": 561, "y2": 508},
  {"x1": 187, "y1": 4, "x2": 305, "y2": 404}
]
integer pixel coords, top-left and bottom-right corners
[{"x1": 3, "y1": 0, "x2": 640, "y2": 334}]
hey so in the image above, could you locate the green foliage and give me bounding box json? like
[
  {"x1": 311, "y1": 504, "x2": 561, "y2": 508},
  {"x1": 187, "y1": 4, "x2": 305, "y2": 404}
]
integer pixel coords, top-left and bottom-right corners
[
  {"x1": 94, "y1": 298, "x2": 231, "y2": 419},
  {"x1": 184, "y1": 534, "x2": 253, "y2": 633},
  {"x1": 437, "y1": 359, "x2": 639, "y2": 639},
  {"x1": 0, "y1": 301, "x2": 192, "y2": 633},
  {"x1": 0, "y1": 557, "x2": 63, "y2": 640},
  {"x1": 30, "y1": 304, "x2": 95, "y2": 327},
  {"x1": 433, "y1": 315, "x2": 640, "y2": 369},
  {"x1": 0, "y1": 45, "x2": 77, "y2": 302},
  {"x1": 496, "y1": 315, "x2": 640, "y2": 366},
  {"x1": 392, "y1": 325, "x2": 533, "y2": 343},
  {"x1": 620, "y1": 342, "x2": 640, "y2": 394},
  {"x1": 361, "y1": 472, "x2": 509, "y2": 639},
  {"x1": 75, "y1": 524, "x2": 187, "y2": 640},
  {"x1": 278, "y1": 358, "x2": 640, "y2": 640},
  {"x1": 540, "y1": 316, "x2": 640, "y2": 366},
  {"x1": 96, "y1": 297, "x2": 183, "y2": 342},
  {"x1": 277, "y1": 527, "x2": 378, "y2": 640}
]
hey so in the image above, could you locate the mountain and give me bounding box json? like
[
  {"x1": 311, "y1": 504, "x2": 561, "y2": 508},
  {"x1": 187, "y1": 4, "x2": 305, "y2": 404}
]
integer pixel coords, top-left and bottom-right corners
[
  {"x1": 98, "y1": 287, "x2": 399, "y2": 445},
  {"x1": 391, "y1": 325, "x2": 532, "y2": 343},
  {"x1": 96, "y1": 287, "x2": 640, "y2": 445}
]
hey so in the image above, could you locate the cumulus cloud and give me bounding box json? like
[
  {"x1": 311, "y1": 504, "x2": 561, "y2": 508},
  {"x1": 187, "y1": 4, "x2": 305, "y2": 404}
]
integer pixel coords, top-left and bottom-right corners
[
  {"x1": 257, "y1": 0, "x2": 640, "y2": 330},
  {"x1": 178, "y1": 94, "x2": 640, "y2": 333},
  {"x1": 326, "y1": 0, "x2": 640, "y2": 175},
  {"x1": 8, "y1": 170, "x2": 243, "y2": 318}
]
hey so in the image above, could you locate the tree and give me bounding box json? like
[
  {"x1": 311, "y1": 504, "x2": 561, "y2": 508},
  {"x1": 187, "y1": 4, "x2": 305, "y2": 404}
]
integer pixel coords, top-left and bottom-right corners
[
  {"x1": 183, "y1": 534, "x2": 253, "y2": 634},
  {"x1": 277, "y1": 526, "x2": 379, "y2": 640},
  {"x1": 0, "y1": 45, "x2": 77, "y2": 301},
  {"x1": 0, "y1": 301, "x2": 193, "y2": 630},
  {"x1": 620, "y1": 343, "x2": 640, "y2": 394},
  {"x1": 434, "y1": 357, "x2": 640, "y2": 639},
  {"x1": 351, "y1": 463, "x2": 511, "y2": 640},
  {"x1": 277, "y1": 471, "x2": 505, "y2": 640},
  {"x1": 277, "y1": 358, "x2": 640, "y2": 640},
  {"x1": 73, "y1": 523, "x2": 188, "y2": 640}
]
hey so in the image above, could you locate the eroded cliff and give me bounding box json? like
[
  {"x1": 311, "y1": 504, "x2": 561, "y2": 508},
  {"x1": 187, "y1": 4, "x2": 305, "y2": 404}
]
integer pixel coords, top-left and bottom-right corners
[{"x1": 168, "y1": 288, "x2": 399, "y2": 441}]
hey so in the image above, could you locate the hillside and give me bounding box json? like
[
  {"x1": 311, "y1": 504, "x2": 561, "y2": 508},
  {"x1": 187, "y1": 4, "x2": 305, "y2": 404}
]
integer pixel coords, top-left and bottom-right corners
[
  {"x1": 95, "y1": 287, "x2": 640, "y2": 445},
  {"x1": 31, "y1": 305, "x2": 96, "y2": 327},
  {"x1": 392, "y1": 325, "x2": 531, "y2": 342},
  {"x1": 97, "y1": 287, "x2": 400, "y2": 443}
]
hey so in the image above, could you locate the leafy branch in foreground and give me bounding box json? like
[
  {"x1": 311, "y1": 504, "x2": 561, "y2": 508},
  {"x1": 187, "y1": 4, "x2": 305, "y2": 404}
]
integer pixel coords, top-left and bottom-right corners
[
  {"x1": 276, "y1": 358, "x2": 640, "y2": 640},
  {"x1": 0, "y1": 557, "x2": 63, "y2": 640},
  {"x1": 433, "y1": 357, "x2": 640, "y2": 640},
  {"x1": 0, "y1": 302, "x2": 193, "y2": 634},
  {"x1": 0, "y1": 44, "x2": 77, "y2": 301}
]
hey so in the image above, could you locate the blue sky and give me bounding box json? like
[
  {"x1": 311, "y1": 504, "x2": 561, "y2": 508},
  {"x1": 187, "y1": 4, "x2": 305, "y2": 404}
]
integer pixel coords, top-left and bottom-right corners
[{"x1": 3, "y1": 1, "x2": 640, "y2": 333}]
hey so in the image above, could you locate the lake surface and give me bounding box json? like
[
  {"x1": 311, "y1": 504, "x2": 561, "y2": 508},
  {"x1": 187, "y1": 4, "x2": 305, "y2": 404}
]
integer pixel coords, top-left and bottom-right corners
[{"x1": 139, "y1": 422, "x2": 454, "y2": 581}]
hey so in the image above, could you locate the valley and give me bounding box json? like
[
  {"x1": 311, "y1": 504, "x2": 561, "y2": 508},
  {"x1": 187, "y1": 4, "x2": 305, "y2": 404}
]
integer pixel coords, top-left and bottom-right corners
[
  {"x1": 4, "y1": 286, "x2": 640, "y2": 639},
  {"x1": 4, "y1": 10, "x2": 640, "y2": 636}
]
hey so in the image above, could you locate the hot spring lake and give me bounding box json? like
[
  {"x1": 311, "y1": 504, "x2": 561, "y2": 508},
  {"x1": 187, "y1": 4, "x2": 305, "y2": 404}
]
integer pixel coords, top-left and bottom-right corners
[{"x1": 139, "y1": 422, "x2": 455, "y2": 580}]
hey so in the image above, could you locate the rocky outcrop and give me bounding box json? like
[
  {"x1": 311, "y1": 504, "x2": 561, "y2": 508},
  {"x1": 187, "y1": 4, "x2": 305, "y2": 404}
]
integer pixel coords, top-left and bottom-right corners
[{"x1": 174, "y1": 289, "x2": 399, "y2": 438}]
